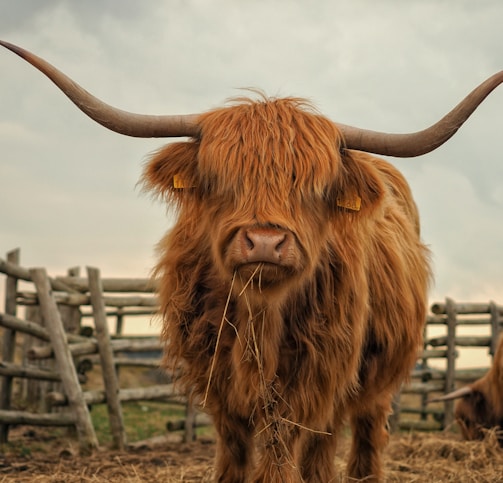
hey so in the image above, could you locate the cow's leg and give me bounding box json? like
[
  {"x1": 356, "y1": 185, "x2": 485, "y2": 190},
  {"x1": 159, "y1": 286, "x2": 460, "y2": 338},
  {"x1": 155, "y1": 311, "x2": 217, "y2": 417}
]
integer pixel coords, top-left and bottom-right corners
[
  {"x1": 213, "y1": 412, "x2": 253, "y2": 483},
  {"x1": 346, "y1": 397, "x2": 391, "y2": 482},
  {"x1": 251, "y1": 424, "x2": 304, "y2": 483},
  {"x1": 299, "y1": 431, "x2": 338, "y2": 482}
]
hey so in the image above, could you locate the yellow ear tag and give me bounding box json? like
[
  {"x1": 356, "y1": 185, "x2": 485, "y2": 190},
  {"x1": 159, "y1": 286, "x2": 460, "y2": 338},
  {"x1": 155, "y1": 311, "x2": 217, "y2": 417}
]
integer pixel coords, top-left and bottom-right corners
[
  {"x1": 337, "y1": 195, "x2": 361, "y2": 211},
  {"x1": 173, "y1": 174, "x2": 194, "y2": 189}
]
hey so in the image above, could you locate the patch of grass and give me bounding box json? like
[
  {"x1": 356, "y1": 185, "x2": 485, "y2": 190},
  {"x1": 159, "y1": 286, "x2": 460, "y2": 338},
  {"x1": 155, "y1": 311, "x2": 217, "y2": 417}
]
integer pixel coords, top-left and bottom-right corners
[{"x1": 90, "y1": 401, "x2": 186, "y2": 445}]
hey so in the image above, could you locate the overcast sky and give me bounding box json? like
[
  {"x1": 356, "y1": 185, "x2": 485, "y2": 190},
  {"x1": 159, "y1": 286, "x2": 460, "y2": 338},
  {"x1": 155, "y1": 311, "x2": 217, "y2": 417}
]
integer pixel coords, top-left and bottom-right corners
[{"x1": 1, "y1": 0, "x2": 502, "y2": 308}]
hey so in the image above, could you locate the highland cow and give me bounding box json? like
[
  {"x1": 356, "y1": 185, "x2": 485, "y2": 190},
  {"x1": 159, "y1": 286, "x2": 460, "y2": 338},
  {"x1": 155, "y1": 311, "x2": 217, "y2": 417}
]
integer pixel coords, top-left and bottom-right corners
[
  {"x1": 430, "y1": 333, "x2": 503, "y2": 446},
  {"x1": 1, "y1": 40, "x2": 502, "y2": 482}
]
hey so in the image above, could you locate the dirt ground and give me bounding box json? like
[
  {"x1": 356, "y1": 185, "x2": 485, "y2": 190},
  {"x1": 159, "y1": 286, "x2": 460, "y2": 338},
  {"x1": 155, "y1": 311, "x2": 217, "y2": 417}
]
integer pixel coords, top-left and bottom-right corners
[{"x1": 1, "y1": 428, "x2": 502, "y2": 482}]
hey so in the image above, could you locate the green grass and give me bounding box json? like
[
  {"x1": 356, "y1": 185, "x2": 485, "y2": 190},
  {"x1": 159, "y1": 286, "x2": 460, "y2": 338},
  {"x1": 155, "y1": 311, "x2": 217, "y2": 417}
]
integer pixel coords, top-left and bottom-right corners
[
  {"x1": 0, "y1": 401, "x2": 209, "y2": 457},
  {"x1": 90, "y1": 400, "x2": 187, "y2": 445}
]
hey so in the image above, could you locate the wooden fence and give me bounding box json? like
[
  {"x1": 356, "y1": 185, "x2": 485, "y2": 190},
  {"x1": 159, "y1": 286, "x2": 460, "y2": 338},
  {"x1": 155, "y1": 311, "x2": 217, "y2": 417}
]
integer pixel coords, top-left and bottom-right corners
[
  {"x1": 0, "y1": 248, "x2": 501, "y2": 453},
  {"x1": 0, "y1": 249, "x2": 196, "y2": 453}
]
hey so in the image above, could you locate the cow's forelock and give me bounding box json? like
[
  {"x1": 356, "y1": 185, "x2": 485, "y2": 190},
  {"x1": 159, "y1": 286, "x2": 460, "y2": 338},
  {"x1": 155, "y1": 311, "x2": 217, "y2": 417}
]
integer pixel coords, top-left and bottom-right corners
[{"x1": 197, "y1": 97, "x2": 343, "y2": 201}]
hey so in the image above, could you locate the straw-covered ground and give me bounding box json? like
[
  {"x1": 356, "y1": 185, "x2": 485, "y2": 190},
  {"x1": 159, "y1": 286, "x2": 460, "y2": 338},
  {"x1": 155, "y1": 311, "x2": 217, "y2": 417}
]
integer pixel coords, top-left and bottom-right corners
[{"x1": 1, "y1": 427, "x2": 502, "y2": 482}]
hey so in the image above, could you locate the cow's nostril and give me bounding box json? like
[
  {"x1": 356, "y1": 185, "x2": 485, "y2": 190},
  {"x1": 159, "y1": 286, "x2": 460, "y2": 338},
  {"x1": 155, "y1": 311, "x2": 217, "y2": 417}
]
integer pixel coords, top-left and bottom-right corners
[
  {"x1": 274, "y1": 234, "x2": 287, "y2": 251},
  {"x1": 244, "y1": 232, "x2": 255, "y2": 251}
]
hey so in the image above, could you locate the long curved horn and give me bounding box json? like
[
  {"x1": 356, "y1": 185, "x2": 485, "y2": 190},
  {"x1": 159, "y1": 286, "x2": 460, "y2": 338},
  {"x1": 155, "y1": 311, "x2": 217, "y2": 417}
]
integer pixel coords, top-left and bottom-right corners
[
  {"x1": 336, "y1": 71, "x2": 503, "y2": 157},
  {"x1": 428, "y1": 386, "x2": 473, "y2": 403},
  {"x1": 0, "y1": 40, "x2": 200, "y2": 138}
]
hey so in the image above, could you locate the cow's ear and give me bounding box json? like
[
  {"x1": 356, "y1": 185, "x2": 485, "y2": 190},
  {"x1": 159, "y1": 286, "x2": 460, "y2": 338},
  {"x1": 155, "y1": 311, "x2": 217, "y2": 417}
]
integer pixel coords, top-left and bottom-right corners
[
  {"x1": 141, "y1": 141, "x2": 200, "y2": 202},
  {"x1": 333, "y1": 150, "x2": 385, "y2": 214}
]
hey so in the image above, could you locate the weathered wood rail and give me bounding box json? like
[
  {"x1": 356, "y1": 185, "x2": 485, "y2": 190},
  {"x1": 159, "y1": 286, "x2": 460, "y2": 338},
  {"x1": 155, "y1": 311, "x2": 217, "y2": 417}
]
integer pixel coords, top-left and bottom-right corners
[{"x1": 1, "y1": 248, "x2": 502, "y2": 451}]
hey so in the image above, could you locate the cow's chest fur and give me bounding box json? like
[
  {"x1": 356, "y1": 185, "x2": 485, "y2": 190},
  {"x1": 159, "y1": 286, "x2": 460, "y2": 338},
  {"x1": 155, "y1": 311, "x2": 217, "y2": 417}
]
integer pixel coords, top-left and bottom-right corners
[
  {"x1": 227, "y1": 304, "x2": 285, "y2": 419},
  {"x1": 212, "y1": 295, "x2": 359, "y2": 434}
]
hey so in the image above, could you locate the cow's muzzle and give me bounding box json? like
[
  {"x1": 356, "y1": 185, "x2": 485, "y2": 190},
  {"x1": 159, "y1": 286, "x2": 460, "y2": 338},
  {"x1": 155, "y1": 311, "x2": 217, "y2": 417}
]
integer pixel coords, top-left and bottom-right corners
[
  {"x1": 226, "y1": 225, "x2": 302, "y2": 290},
  {"x1": 241, "y1": 227, "x2": 290, "y2": 264},
  {"x1": 225, "y1": 224, "x2": 303, "y2": 285},
  {"x1": 233, "y1": 226, "x2": 295, "y2": 265}
]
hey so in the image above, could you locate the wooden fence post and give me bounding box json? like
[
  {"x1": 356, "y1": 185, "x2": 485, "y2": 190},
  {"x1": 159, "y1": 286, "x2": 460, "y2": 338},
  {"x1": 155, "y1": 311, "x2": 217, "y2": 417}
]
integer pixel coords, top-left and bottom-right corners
[
  {"x1": 418, "y1": 325, "x2": 429, "y2": 422},
  {"x1": 489, "y1": 301, "x2": 501, "y2": 357},
  {"x1": 30, "y1": 268, "x2": 98, "y2": 454},
  {"x1": 87, "y1": 267, "x2": 127, "y2": 450},
  {"x1": 184, "y1": 397, "x2": 196, "y2": 442},
  {"x1": 444, "y1": 297, "x2": 457, "y2": 429},
  {"x1": 116, "y1": 307, "x2": 125, "y2": 335},
  {"x1": 388, "y1": 392, "x2": 400, "y2": 434},
  {"x1": 0, "y1": 248, "x2": 20, "y2": 444}
]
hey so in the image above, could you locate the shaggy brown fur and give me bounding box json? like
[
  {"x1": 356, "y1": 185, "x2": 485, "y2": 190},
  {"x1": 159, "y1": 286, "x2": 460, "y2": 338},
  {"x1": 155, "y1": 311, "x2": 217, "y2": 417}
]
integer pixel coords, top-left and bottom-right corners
[
  {"x1": 142, "y1": 96, "x2": 431, "y2": 482},
  {"x1": 455, "y1": 334, "x2": 503, "y2": 446}
]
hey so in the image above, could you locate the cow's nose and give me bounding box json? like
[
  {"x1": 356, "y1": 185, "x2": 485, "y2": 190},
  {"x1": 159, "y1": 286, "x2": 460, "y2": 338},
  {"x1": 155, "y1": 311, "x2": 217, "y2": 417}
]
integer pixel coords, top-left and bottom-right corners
[{"x1": 239, "y1": 227, "x2": 292, "y2": 264}]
